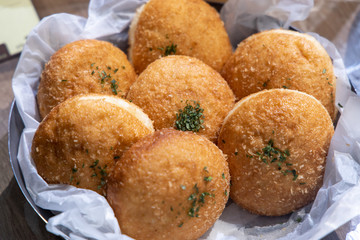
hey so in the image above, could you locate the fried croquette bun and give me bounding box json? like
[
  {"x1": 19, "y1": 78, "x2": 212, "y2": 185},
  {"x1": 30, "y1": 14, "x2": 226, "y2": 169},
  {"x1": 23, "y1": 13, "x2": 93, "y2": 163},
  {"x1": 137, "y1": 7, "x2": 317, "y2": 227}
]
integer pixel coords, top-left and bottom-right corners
[
  {"x1": 107, "y1": 129, "x2": 230, "y2": 240},
  {"x1": 37, "y1": 39, "x2": 137, "y2": 119},
  {"x1": 31, "y1": 94, "x2": 154, "y2": 195},
  {"x1": 128, "y1": 0, "x2": 232, "y2": 74},
  {"x1": 218, "y1": 89, "x2": 334, "y2": 216},
  {"x1": 126, "y1": 55, "x2": 235, "y2": 142},
  {"x1": 221, "y1": 29, "x2": 336, "y2": 119}
]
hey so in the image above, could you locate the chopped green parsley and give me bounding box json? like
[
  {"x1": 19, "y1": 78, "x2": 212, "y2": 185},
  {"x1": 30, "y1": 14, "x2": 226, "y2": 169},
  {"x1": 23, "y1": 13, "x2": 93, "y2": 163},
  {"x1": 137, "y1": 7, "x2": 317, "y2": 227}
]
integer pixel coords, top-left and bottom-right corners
[
  {"x1": 110, "y1": 79, "x2": 118, "y2": 95},
  {"x1": 164, "y1": 43, "x2": 177, "y2": 56},
  {"x1": 247, "y1": 139, "x2": 299, "y2": 181},
  {"x1": 204, "y1": 176, "x2": 213, "y2": 182},
  {"x1": 186, "y1": 184, "x2": 213, "y2": 218},
  {"x1": 175, "y1": 100, "x2": 204, "y2": 132}
]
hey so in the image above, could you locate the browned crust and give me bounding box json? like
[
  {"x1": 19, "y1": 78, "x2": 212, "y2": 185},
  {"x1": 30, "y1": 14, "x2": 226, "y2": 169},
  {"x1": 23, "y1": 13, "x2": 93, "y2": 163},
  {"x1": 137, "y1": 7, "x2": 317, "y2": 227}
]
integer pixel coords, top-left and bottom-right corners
[
  {"x1": 126, "y1": 55, "x2": 235, "y2": 142},
  {"x1": 218, "y1": 89, "x2": 334, "y2": 216},
  {"x1": 37, "y1": 39, "x2": 137, "y2": 119},
  {"x1": 221, "y1": 29, "x2": 337, "y2": 120},
  {"x1": 107, "y1": 129, "x2": 230, "y2": 240},
  {"x1": 31, "y1": 94, "x2": 154, "y2": 195},
  {"x1": 130, "y1": 0, "x2": 232, "y2": 74}
]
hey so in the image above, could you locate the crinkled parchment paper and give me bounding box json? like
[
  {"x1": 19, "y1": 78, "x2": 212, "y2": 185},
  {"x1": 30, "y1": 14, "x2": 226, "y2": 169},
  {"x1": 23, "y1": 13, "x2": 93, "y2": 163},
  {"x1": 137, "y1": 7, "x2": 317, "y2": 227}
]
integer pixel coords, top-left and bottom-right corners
[{"x1": 11, "y1": 0, "x2": 360, "y2": 239}]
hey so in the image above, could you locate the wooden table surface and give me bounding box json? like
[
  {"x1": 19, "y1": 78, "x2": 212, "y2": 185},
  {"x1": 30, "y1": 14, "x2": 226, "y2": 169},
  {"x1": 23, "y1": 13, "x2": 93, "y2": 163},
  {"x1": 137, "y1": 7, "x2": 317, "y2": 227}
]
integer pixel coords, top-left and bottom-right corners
[{"x1": 0, "y1": 0, "x2": 358, "y2": 239}]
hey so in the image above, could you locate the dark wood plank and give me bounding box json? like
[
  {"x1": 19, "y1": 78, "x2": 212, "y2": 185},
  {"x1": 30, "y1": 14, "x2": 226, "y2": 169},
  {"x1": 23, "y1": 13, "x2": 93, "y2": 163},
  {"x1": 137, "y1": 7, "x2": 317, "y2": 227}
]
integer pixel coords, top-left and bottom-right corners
[
  {"x1": 0, "y1": 1, "x2": 89, "y2": 239},
  {"x1": 31, "y1": 0, "x2": 89, "y2": 19}
]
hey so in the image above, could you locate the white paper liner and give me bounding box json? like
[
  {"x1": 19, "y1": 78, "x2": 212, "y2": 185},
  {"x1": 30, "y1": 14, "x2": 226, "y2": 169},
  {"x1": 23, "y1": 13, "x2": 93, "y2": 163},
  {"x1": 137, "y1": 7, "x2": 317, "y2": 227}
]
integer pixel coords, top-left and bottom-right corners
[{"x1": 11, "y1": 0, "x2": 360, "y2": 239}]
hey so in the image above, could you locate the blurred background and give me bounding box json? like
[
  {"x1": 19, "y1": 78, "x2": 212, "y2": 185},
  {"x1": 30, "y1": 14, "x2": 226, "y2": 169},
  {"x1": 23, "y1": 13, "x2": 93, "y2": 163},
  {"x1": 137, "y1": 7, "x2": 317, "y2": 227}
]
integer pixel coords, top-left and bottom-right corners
[{"x1": 0, "y1": 0, "x2": 359, "y2": 239}]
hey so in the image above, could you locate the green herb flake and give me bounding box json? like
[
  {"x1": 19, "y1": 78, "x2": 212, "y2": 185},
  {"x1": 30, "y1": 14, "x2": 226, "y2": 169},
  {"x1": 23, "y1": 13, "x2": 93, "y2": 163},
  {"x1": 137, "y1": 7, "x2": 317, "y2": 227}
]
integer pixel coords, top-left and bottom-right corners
[
  {"x1": 224, "y1": 190, "x2": 228, "y2": 196},
  {"x1": 292, "y1": 169, "x2": 298, "y2": 181},
  {"x1": 100, "y1": 168, "x2": 107, "y2": 177},
  {"x1": 198, "y1": 192, "x2": 210, "y2": 203},
  {"x1": 90, "y1": 63, "x2": 95, "y2": 68},
  {"x1": 178, "y1": 222, "x2": 184, "y2": 227},
  {"x1": 91, "y1": 70, "x2": 95, "y2": 75},
  {"x1": 328, "y1": 82, "x2": 333, "y2": 86},
  {"x1": 114, "y1": 156, "x2": 120, "y2": 160},
  {"x1": 72, "y1": 168, "x2": 78, "y2": 173},
  {"x1": 188, "y1": 193, "x2": 196, "y2": 201},
  {"x1": 107, "y1": 66, "x2": 111, "y2": 70},
  {"x1": 222, "y1": 173, "x2": 225, "y2": 179},
  {"x1": 98, "y1": 177, "x2": 106, "y2": 189},
  {"x1": 254, "y1": 139, "x2": 300, "y2": 180},
  {"x1": 194, "y1": 184, "x2": 199, "y2": 194},
  {"x1": 149, "y1": 47, "x2": 153, "y2": 51},
  {"x1": 114, "y1": 68, "x2": 118, "y2": 74},
  {"x1": 282, "y1": 85, "x2": 288, "y2": 89},
  {"x1": 61, "y1": 79, "x2": 67, "y2": 82},
  {"x1": 204, "y1": 176, "x2": 213, "y2": 182},
  {"x1": 296, "y1": 217, "x2": 302, "y2": 223},
  {"x1": 203, "y1": 166, "x2": 208, "y2": 172},
  {"x1": 181, "y1": 185, "x2": 186, "y2": 190},
  {"x1": 300, "y1": 182, "x2": 306, "y2": 185},
  {"x1": 175, "y1": 100, "x2": 205, "y2": 132},
  {"x1": 111, "y1": 79, "x2": 118, "y2": 95},
  {"x1": 263, "y1": 79, "x2": 270, "y2": 87},
  {"x1": 322, "y1": 68, "x2": 326, "y2": 74},
  {"x1": 164, "y1": 43, "x2": 177, "y2": 56},
  {"x1": 90, "y1": 160, "x2": 99, "y2": 169},
  {"x1": 284, "y1": 149, "x2": 290, "y2": 156},
  {"x1": 222, "y1": 139, "x2": 226, "y2": 144},
  {"x1": 188, "y1": 207, "x2": 196, "y2": 217},
  {"x1": 234, "y1": 151, "x2": 238, "y2": 156},
  {"x1": 338, "y1": 103, "x2": 343, "y2": 108},
  {"x1": 76, "y1": 181, "x2": 80, "y2": 185}
]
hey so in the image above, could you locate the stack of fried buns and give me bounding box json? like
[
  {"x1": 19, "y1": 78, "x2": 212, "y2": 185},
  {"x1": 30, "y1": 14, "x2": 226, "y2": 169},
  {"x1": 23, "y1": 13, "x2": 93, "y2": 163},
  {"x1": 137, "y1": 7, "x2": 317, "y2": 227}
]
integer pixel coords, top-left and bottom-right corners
[{"x1": 31, "y1": 0, "x2": 336, "y2": 239}]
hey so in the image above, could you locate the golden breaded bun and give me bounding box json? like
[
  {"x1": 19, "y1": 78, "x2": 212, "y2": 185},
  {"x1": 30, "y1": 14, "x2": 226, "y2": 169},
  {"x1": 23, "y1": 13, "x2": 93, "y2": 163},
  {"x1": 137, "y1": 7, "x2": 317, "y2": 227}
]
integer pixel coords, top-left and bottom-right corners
[
  {"x1": 107, "y1": 129, "x2": 230, "y2": 240},
  {"x1": 31, "y1": 94, "x2": 154, "y2": 195},
  {"x1": 218, "y1": 89, "x2": 334, "y2": 216},
  {"x1": 129, "y1": 0, "x2": 232, "y2": 74},
  {"x1": 221, "y1": 29, "x2": 336, "y2": 119},
  {"x1": 37, "y1": 39, "x2": 137, "y2": 119},
  {"x1": 126, "y1": 55, "x2": 235, "y2": 142}
]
